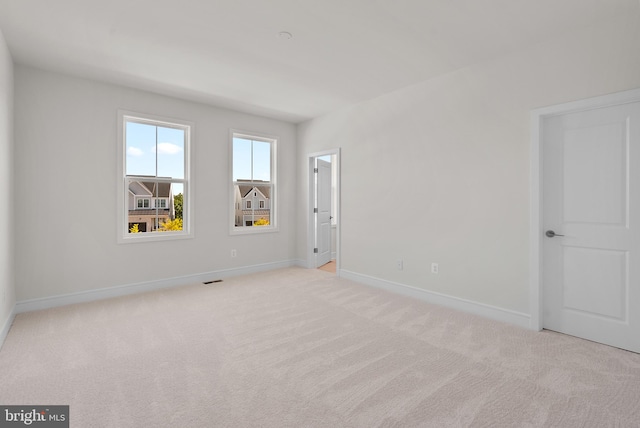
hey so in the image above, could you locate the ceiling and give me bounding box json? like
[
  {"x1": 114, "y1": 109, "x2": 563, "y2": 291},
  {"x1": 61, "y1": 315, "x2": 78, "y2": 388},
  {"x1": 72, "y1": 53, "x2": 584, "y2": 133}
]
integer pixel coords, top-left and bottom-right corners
[{"x1": 0, "y1": 0, "x2": 637, "y2": 123}]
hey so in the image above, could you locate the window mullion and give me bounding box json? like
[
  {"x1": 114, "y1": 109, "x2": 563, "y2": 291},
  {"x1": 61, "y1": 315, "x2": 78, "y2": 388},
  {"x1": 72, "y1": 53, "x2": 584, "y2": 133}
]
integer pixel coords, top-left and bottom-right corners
[
  {"x1": 250, "y1": 140, "x2": 254, "y2": 182},
  {"x1": 155, "y1": 126, "x2": 159, "y2": 178},
  {"x1": 126, "y1": 176, "x2": 184, "y2": 184}
]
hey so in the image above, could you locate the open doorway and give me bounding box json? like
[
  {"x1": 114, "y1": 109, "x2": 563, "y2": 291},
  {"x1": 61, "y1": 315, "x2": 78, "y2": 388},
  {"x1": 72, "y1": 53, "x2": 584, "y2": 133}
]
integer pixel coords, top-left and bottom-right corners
[{"x1": 308, "y1": 149, "x2": 340, "y2": 274}]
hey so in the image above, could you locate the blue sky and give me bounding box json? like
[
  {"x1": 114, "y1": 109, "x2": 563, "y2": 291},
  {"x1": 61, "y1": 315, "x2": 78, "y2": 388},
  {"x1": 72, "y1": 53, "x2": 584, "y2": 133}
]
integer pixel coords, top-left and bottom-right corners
[
  {"x1": 126, "y1": 121, "x2": 185, "y2": 195},
  {"x1": 232, "y1": 137, "x2": 271, "y2": 182},
  {"x1": 126, "y1": 125, "x2": 272, "y2": 198}
]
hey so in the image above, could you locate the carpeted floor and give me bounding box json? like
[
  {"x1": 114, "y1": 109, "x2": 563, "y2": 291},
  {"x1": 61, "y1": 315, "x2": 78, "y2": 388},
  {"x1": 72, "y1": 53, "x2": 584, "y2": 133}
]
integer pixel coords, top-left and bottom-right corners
[{"x1": 1, "y1": 267, "x2": 639, "y2": 427}]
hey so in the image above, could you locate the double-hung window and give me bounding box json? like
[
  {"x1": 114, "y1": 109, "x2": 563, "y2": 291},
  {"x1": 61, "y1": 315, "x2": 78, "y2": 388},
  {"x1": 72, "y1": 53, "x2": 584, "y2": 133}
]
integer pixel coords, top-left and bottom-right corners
[
  {"x1": 231, "y1": 131, "x2": 277, "y2": 233},
  {"x1": 118, "y1": 111, "x2": 192, "y2": 242}
]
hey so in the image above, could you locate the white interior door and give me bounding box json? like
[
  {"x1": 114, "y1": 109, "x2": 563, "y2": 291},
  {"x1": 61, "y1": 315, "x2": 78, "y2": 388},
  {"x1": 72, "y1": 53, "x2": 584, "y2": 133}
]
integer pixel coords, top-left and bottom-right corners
[
  {"x1": 316, "y1": 159, "x2": 332, "y2": 267},
  {"x1": 542, "y1": 101, "x2": 640, "y2": 353}
]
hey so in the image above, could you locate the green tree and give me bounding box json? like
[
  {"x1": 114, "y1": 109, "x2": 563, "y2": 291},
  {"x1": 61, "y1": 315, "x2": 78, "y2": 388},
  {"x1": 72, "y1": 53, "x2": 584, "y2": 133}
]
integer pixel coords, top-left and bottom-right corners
[{"x1": 174, "y1": 193, "x2": 183, "y2": 220}]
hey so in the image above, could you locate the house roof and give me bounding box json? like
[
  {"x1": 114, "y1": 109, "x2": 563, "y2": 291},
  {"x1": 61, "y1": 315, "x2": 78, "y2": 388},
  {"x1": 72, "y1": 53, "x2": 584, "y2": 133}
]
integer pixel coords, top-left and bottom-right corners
[
  {"x1": 241, "y1": 210, "x2": 271, "y2": 216},
  {"x1": 127, "y1": 209, "x2": 171, "y2": 216},
  {"x1": 239, "y1": 185, "x2": 270, "y2": 199},
  {"x1": 129, "y1": 181, "x2": 173, "y2": 198}
]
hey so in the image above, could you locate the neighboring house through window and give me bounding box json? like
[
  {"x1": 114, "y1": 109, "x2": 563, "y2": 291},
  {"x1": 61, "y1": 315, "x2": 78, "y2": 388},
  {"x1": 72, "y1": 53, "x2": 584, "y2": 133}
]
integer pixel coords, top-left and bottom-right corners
[
  {"x1": 117, "y1": 111, "x2": 192, "y2": 242},
  {"x1": 137, "y1": 198, "x2": 150, "y2": 209},
  {"x1": 231, "y1": 131, "x2": 277, "y2": 232}
]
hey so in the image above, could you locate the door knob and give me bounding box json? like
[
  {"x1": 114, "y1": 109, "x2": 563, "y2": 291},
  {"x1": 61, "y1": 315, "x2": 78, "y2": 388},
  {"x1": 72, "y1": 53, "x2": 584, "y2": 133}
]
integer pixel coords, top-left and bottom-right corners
[{"x1": 545, "y1": 230, "x2": 564, "y2": 238}]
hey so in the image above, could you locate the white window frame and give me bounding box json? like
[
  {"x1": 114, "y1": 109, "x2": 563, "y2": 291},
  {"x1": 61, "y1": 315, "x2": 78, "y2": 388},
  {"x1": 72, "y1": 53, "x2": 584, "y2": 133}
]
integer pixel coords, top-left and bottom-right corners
[
  {"x1": 117, "y1": 110, "x2": 194, "y2": 243},
  {"x1": 230, "y1": 130, "x2": 277, "y2": 234},
  {"x1": 137, "y1": 198, "x2": 150, "y2": 209}
]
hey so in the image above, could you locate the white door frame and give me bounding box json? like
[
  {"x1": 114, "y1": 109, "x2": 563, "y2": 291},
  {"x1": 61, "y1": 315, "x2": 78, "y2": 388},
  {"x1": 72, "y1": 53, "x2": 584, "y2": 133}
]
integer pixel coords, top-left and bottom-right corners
[
  {"x1": 307, "y1": 148, "x2": 341, "y2": 272},
  {"x1": 530, "y1": 88, "x2": 640, "y2": 331}
]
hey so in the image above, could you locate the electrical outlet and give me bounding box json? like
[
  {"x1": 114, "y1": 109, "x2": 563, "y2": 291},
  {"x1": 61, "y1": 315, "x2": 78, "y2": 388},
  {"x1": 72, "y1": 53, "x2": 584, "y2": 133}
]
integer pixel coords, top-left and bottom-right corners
[
  {"x1": 396, "y1": 260, "x2": 403, "y2": 270},
  {"x1": 431, "y1": 263, "x2": 439, "y2": 274},
  {"x1": 231, "y1": 249, "x2": 237, "y2": 258}
]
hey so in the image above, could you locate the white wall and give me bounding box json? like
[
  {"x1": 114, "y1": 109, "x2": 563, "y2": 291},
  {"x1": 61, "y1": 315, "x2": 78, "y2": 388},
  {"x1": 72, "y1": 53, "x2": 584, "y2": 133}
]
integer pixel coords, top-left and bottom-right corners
[
  {"x1": 297, "y1": 10, "x2": 640, "y2": 315},
  {"x1": 0, "y1": 28, "x2": 15, "y2": 339},
  {"x1": 14, "y1": 66, "x2": 297, "y2": 301}
]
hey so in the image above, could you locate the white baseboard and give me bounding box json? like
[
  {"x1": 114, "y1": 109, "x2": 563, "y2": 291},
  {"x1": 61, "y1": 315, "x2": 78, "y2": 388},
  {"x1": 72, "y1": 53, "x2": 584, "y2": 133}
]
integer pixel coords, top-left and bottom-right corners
[
  {"x1": 340, "y1": 270, "x2": 531, "y2": 329},
  {"x1": 294, "y1": 259, "x2": 310, "y2": 269},
  {"x1": 15, "y1": 260, "x2": 298, "y2": 314},
  {"x1": 0, "y1": 306, "x2": 16, "y2": 351}
]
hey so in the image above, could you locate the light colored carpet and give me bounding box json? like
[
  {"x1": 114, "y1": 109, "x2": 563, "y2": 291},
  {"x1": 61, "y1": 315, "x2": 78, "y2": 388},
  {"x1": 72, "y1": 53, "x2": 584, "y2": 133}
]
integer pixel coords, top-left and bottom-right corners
[{"x1": 1, "y1": 267, "x2": 639, "y2": 427}]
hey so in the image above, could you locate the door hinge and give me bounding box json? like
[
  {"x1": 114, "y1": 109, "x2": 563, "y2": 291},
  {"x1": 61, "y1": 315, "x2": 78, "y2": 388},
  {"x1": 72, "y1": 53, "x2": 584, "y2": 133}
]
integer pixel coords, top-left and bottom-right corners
[
  {"x1": 314, "y1": 248, "x2": 318, "y2": 253},
  {"x1": 314, "y1": 168, "x2": 318, "y2": 173},
  {"x1": 314, "y1": 208, "x2": 318, "y2": 213}
]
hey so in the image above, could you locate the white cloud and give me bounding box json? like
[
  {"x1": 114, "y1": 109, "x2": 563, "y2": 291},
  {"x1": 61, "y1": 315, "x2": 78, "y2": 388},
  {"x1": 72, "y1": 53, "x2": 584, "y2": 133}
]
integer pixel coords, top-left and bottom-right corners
[
  {"x1": 127, "y1": 147, "x2": 144, "y2": 156},
  {"x1": 154, "y1": 143, "x2": 183, "y2": 155}
]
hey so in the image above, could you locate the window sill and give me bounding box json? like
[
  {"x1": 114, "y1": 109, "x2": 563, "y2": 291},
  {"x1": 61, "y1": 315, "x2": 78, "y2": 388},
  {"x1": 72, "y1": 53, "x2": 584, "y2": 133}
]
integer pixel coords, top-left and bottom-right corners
[
  {"x1": 118, "y1": 231, "x2": 193, "y2": 244},
  {"x1": 230, "y1": 226, "x2": 279, "y2": 236}
]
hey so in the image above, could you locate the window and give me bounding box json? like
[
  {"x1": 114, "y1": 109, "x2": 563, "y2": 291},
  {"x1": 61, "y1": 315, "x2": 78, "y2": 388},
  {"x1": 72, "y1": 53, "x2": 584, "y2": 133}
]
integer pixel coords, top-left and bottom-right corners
[
  {"x1": 118, "y1": 111, "x2": 192, "y2": 242},
  {"x1": 231, "y1": 131, "x2": 277, "y2": 233}
]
